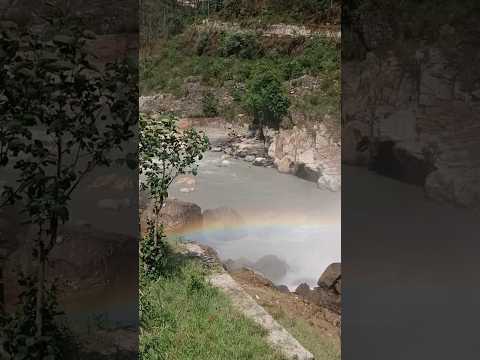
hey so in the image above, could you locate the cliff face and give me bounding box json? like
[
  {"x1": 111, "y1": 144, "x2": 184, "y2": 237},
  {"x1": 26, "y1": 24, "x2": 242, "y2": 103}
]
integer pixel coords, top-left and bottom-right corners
[
  {"x1": 267, "y1": 124, "x2": 341, "y2": 191},
  {"x1": 343, "y1": 17, "x2": 480, "y2": 208}
]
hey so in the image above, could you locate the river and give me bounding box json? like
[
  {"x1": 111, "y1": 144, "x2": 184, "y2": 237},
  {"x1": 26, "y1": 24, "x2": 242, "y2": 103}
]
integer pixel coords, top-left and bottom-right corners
[{"x1": 170, "y1": 144, "x2": 341, "y2": 290}]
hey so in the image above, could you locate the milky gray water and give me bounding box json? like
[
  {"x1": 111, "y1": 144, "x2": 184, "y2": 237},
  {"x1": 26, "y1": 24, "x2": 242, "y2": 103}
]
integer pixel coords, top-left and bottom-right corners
[{"x1": 170, "y1": 150, "x2": 341, "y2": 289}]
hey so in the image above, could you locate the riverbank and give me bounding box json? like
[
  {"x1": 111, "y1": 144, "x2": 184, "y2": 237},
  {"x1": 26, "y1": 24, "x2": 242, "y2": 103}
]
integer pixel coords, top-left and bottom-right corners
[{"x1": 140, "y1": 238, "x2": 340, "y2": 360}]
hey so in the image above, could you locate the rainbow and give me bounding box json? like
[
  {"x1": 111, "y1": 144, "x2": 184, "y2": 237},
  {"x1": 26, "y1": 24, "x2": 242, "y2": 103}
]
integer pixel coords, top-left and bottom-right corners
[{"x1": 169, "y1": 212, "x2": 340, "y2": 240}]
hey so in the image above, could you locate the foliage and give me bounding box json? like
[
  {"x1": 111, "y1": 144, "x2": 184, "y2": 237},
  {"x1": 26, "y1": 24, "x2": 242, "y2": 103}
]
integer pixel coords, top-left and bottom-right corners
[
  {"x1": 0, "y1": 17, "x2": 137, "y2": 352},
  {"x1": 139, "y1": 222, "x2": 171, "y2": 280},
  {"x1": 201, "y1": 91, "x2": 219, "y2": 117},
  {"x1": 244, "y1": 67, "x2": 290, "y2": 130},
  {"x1": 140, "y1": 259, "x2": 284, "y2": 360},
  {"x1": 299, "y1": 36, "x2": 339, "y2": 74},
  {"x1": 0, "y1": 274, "x2": 76, "y2": 359},
  {"x1": 139, "y1": 114, "x2": 209, "y2": 210},
  {"x1": 220, "y1": 32, "x2": 260, "y2": 59},
  {"x1": 218, "y1": 0, "x2": 340, "y2": 25},
  {"x1": 139, "y1": 113, "x2": 209, "y2": 243}
]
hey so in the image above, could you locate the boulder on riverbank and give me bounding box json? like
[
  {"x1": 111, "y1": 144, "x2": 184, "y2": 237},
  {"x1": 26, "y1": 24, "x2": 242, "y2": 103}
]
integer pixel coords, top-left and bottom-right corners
[
  {"x1": 203, "y1": 207, "x2": 245, "y2": 231},
  {"x1": 141, "y1": 199, "x2": 203, "y2": 235},
  {"x1": 294, "y1": 262, "x2": 341, "y2": 315}
]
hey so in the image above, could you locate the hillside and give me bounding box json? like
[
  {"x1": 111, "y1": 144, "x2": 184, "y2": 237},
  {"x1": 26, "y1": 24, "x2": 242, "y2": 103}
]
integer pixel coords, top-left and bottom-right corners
[{"x1": 140, "y1": 1, "x2": 341, "y2": 190}]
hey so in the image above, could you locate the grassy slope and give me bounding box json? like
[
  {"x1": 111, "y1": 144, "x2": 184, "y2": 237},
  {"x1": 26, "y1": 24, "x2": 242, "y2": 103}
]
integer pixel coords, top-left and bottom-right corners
[
  {"x1": 140, "y1": 258, "x2": 285, "y2": 360},
  {"x1": 271, "y1": 309, "x2": 340, "y2": 360}
]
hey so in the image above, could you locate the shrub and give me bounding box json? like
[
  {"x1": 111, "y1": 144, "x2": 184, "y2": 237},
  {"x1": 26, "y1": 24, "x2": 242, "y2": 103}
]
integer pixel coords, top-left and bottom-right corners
[
  {"x1": 221, "y1": 32, "x2": 260, "y2": 59},
  {"x1": 300, "y1": 36, "x2": 339, "y2": 74},
  {"x1": 195, "y1": 31, "x2": 212, "y2": 56},
  {"x1": 140, "y1": 222, "x2": 171, "y2": 280},
  {"x1": 244, "y1": 67, "x2": 290, "y2": 132},
  {"x1": 202, "y1": 91, "x2": 219, "y2": 117}
]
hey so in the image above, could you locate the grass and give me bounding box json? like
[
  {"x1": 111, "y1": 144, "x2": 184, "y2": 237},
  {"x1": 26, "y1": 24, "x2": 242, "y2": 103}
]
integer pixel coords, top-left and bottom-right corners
[
  {"x1": 267, "y1": 307, "x2": 340, "y2": 360},
  {"x1": 140, "y1": 258, "x2": 285, "y2": 360}
]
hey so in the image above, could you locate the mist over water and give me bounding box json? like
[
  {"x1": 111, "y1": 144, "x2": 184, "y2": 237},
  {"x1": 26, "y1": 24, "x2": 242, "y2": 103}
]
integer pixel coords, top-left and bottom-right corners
[{"x1": 170, "y1": 150, "x2": 341, "y2": 289}]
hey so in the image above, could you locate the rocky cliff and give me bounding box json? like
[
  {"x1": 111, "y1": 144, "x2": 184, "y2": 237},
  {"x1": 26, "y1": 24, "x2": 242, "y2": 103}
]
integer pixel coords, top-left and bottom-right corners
[
  {"x1": 343, "y1": 12, "x2": 480, "y2": 208},
  {"x1": 267, "y1": 123, "x2": 341, "y2": 191}
]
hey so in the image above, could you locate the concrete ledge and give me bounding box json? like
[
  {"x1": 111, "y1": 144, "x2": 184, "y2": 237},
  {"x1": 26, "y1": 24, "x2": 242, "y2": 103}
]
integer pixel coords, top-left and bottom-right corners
[{"x1": 209, "y1": 272, "x2": 314, "y2": 360}]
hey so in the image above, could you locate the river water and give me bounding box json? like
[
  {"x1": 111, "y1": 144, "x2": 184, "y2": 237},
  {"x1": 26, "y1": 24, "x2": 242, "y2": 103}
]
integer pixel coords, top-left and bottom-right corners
[{"x1": 170, "y1": 149, "x2": 341, "y2": 289}]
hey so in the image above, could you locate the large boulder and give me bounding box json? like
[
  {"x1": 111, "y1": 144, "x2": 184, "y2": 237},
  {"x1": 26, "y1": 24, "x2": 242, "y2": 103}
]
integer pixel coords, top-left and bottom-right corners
[
  {"x1": 276, "y1": 156, "x2": 295, "y2": 174},
  {"x1": 318, "y1": 262, "x2": 341, "y2": 289},
  {"x1": 203, "y1": 207, "x2": 245, "y2": 232},
  {"x1": 4, "y1": 225, "x2": 137, "y2": 309},
  {"x1": 158, "y1": 199, "x2": 203, "y2": 234},
  {"x1": 139, "y1": 198, "x2": 202, "y2": 235},
  {"x1": 295, "y1": 283, "x2": 312, "y2": 298},
  {"x1": 252, "y1": 254, "x2": 289, "y2": 283}
]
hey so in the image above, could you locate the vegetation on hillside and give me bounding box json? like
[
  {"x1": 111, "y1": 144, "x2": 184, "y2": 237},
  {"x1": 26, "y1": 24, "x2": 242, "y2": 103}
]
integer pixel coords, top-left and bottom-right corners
[
  {"x1": 140, "y1": 31, "x2": 340, "y2": 124},
  {"x1": 140, "y1": 0, "x2": 340, "y2": 50}
]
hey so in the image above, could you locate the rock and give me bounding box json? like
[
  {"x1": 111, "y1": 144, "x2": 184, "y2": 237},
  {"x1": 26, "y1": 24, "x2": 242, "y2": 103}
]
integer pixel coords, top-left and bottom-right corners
[
  {"x1": 203, "y1": 207, "x2": 245, "y2": 238},
  {"x1": 252, "y1": 254, "x2": 289, "y2": 283},
  {"x1": 267, "y1": 125, "x2": 340, "y2": 188},
  {"x1": 275, "y1": 285, "x2": 291, "y2": 294},
  {"x1": 152, "y1": 199, "x2": 202, "y2": 235},
  {"x1": 318, "y1": 174, "x2": 341, "y2": 192},
  {"x1": 175, "y1": 175, "x2": 196, "y2": 187},
  {"x1": 295, "y1": 283, "x2": 312, "y2": 297},
  {"x1": 318, "y1": 263, "x2": 341, "y2": 289},
  {"x1": 335, "y1": 278, "x2": 341, "y2": 294},
  {"x1": 224, "y1": 259, "x2": 246, "y2": 272},
  {"x1": 276, "y1": 156, "x2": 295, "y2": 174},
  {"x1": 294, "y1": 163, "x2": 319, "y2": 182},
  {"x1": 212, "y1": 147, "x2": 222, "y2": 152},
  {"x1": 253, "y1": 157, "x2": 268, "y2": 166},
  {"x1": 308, "y1": 288, "x2": 341, "y2": 314},
  {"x1": 4, "y1": 225, "x2": 137, "y2": 304},
  {"x1": 245, "y1": 155, "x2": 255, "y2": 162},
  {"x1": 179, "y1": 187, "x2": 195, "y2": 193}
]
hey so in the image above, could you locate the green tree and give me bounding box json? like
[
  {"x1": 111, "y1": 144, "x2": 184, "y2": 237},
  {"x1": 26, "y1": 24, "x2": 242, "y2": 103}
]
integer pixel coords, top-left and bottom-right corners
[
  {"x1": 244, "y1": 68, "x2": 290, "y2": 140},
  {"x1": 0, "y1": 19, "x2": 136, "y2": 353},
  {"x1": 139, "y1": 114, "x2": 209, "y2": 245}
]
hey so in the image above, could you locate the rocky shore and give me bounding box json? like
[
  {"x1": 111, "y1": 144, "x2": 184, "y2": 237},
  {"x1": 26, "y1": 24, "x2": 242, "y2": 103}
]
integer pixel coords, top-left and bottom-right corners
[
  {"x1": 151, "y1": 197, "x2": 342, "y2": 327},
  {"x1": 178, "y1": 117, "x2": 341, "y2": 192}
]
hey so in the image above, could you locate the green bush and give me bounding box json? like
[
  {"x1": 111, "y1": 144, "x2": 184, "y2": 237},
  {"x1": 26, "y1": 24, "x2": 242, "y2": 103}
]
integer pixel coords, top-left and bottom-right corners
[
  {"x1": 202, "y1": 91, "x2": 219, "y2": 117},
  {"x1": 300, "y1": 36, "x2": 339, "y2": 75},
  {"x1": 195, "y1": 31, "x2": 213, "y2": 56},
  {"x1": 244, "y1": 66, "x2": 290, "y2": 130},
  {"x1": 221, "y1": 32, "x2": 260, "y2": 59},
  {"x1": 140, "y1": 222, "x2": 171, "y2": 280}
]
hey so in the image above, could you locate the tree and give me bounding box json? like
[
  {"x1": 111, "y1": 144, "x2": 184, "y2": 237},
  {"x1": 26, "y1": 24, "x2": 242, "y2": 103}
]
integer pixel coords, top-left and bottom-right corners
[
  {"x1": 244, "y1": 68, "x2": 290, "y2": 141},
  {"x1": 139, "y1": 114, "x2": 209, "y2": 244},
  {"x1": 0, "y1": 18, "x2": 137, "y2": 350}
]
